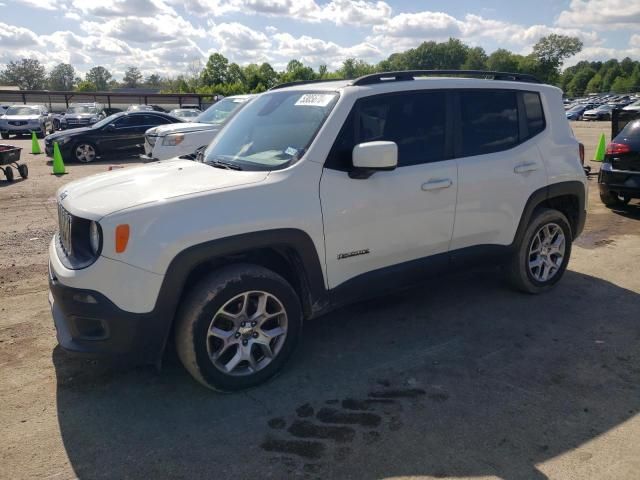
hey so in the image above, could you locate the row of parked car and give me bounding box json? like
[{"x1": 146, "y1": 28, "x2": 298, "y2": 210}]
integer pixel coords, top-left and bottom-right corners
[
  {"x1": 38, "y1": 96, "x2": 252, "y2": 163},
  {"x1": 564, "y1": 93, "x2": 640, "y2": 121},
  {"x1": 0, "y1": 102, "x2": 205, "y2": 141}
]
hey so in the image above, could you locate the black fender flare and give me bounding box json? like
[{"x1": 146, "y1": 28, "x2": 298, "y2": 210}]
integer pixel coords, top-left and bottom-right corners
[
  {"x1": 511, "y1": 180, "x2": 586, "y2": 249},
  {"x1": 152, "y1": 228, "x2": 327, "y2": 364}
]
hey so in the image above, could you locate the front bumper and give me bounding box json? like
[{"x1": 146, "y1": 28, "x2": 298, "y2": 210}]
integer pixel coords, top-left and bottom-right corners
[
  {"x1": 49, "y1": 267, "x2": 167, "y2": 364},
  {"x1": 598, "y1": 165, "x2": 640, "y2": 199},
  {"x1": 1, "y1": 124, "x2": 43, "y2": 134}
]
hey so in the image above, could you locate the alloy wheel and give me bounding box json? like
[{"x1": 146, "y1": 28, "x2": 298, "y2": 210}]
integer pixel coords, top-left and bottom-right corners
[
  {"x1": 207, "y1": 290, "x2": 288, "y2": 376},
  {"x1": 75, "y1": 144, "x2": 96, "y2": 163},
  {"x1": 528, "y1": 222, "x2": 566, "y2": 282}
]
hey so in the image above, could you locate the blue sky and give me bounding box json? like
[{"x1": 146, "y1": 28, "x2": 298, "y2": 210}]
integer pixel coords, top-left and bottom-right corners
[{"x1": 0, "y1": 0, "x2": 638, "y2": 79}]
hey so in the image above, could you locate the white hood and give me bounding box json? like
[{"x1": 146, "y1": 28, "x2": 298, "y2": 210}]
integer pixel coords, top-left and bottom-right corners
[
  {"x1": 58, "y1": 159, "x2": 269, "y2": 218},
  {"x1": 146, "y1": 122, "x2": 219, "y2": 136}
]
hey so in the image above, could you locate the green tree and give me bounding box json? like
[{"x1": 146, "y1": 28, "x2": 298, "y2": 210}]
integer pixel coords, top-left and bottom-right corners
[
  {"x1": 227, "y1": 63, "x2": 245, "y2": 85},
  {"x1": 566, "y1": 68, "x2": 596, "y2": 97},
  {"x1": 201, "y1": 53, "x2": 229, "y2": 86},
  {"x1": 76, "y1": 80, "x2": 96, "y2": 92},
  {"x1": 585, "y1": 72, "x2": 602, "y2": 93},
  {"x1": 339, "y1": 58, "x2": 373, "y2": 79},
  {"x1": 462, "y1": 46, "x2": 488, "y2": 70},
  {"x1": 48, "y1": 63, "x2": 75, "y2": 90},
  {"x1": 122, "y1": 66, "x2": 143, "y2": 88},
  {"x1": 85, "y1": 66, "x2": 112, "y2": 90},
  {"x1": 145, "y1": 74, "x2": 162, "y2": 88},
  {"x1": 0, "y1": 58, "x2": 46, "y2": 89},
  {"x1": 258, "y1": 62, "x2": 278, "y2": 88},
  {"x1": 531, "y1": 34, "x2": 582, "y2": 83},
  {"x1": 282, "y1": 59, "x2": 316, "y2": 82},
  {"x1": 486, "y1": 49, "x2": 521, "y2": 72}
]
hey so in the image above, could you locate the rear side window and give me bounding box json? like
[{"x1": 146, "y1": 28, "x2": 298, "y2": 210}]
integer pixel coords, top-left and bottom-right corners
[
  {"x1": 523, "y1": 92, "x2": 545, "y2": 137},
  {"x1": 143, "y1": 115, "x2": 172, "y2": 125},
  {"x1": 326, "y1": 90, "x2": 448, "y2": 170},
  {"x1": 459, "y1": 90, "x2": 519, "y2": 157}
]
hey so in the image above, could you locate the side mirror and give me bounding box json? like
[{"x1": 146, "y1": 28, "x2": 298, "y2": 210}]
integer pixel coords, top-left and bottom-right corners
[{"x1": 350, "y1": 141, "x2": 397, "y2": 179}]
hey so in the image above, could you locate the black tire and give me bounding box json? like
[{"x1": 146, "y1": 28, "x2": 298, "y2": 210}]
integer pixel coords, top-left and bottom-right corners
[
  {"x1": 600, "y1": 190, "x2": 629, "y2": 207},
  {"x1": 175, "y1": 264, "x2": 302, "y2": 392},
  {"x1": 1, "y1": 132, "x2": 9, "y2": 139},
  {"x1": 507, "y1": 208, "x2": 572, "y2": 294},
  {"x1": 73, "y1": 142, "x2": 98, "y2": 163},
  {"x1": 3, "y1": 166, "x2": 14, "y2": 182},
  {"x1": 18, "y1": 164, "x2": 28, "y2": 179}
]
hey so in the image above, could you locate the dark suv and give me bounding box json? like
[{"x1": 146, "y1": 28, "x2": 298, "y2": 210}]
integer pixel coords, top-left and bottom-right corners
[{"x1": 599, "y1": 119, "x2": 640, "y2": 207}]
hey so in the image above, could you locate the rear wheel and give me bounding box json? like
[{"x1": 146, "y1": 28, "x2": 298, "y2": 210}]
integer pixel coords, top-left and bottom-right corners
[
  {"x1": 3, "y1": 166, "x2": 14, "y2": 182},
  {"x1": 73, "y1": 142, "x2": 97, "y2": 163},
  {"x1": 175, "y1": 264, "x2": 302, "y2": 391},
  {"x1": 507, "y1": 208, "x2": 572, "y2": 294},
  {"x1": 600, "y1": 190, "x2": 630, "y2": 208},
  {"x1": 18, "y1": 164, "x2": 28, "y2": 179}
]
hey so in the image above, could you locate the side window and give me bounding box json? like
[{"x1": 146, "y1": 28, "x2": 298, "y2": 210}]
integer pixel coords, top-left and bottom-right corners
[
  {"x1": 459, "y1": 90, "x2": 519, "y2": 157},
  {"x1": 114, "y1": 116, "x2": 142, "y2": 128},
  {"x1": 523, "y1": 92, "x2": 545, "y2": 138},
  {"x1": 144, "y1": 115, "x2": 171, "y2": 126},
  {"x1": 325, "y1": 91, "x2": 448, "y2": 170}
]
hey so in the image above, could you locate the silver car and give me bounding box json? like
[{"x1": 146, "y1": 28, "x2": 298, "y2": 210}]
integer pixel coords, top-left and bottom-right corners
[{"x1": 0, "y1": 105, "x2": 53, "y2": 139}]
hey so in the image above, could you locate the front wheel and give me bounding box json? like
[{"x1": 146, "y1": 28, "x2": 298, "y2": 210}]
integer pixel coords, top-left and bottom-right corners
[
  {"x1": 175, "y1": 264, "x2": 302, "y2": 391},
  {"x1": 73, "y1": 142, "x2": 97, "y2": 163},
  {"x1": 600, "y1": 190, "x2": 630, "y2": 208},
  {"x1": 507, "y1": 208, "x2": 572, "y2": 294}
]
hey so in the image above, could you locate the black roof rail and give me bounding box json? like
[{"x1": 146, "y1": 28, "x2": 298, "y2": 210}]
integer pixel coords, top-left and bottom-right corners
[
  {"x1": 351, "y1": 70, "x2": 541, "y2": 86},
  {"x1": 269, "y1": 78, "x2": 347, "y2": 90}
]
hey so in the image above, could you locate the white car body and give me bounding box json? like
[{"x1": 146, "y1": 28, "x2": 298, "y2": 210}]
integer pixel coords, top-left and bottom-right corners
[
  {"x1": 48, "y1": 74, "x2": 587, "y2": 376},
  {"x1": 623, "y1": 100, "x2": 640, "y2": 112},
  {"x1": 142, "y1": 95, "x2": 253, "y2": 161}
]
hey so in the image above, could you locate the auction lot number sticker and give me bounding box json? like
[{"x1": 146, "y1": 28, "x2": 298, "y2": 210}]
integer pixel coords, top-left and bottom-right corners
[{"x1": 295, "y1": 94, "x2": 335, "y2": 107}]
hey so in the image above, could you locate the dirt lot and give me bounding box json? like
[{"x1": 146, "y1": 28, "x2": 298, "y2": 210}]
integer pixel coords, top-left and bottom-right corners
[{"x1": 1, "y1": 122, "x2": 639, "y2": 480}]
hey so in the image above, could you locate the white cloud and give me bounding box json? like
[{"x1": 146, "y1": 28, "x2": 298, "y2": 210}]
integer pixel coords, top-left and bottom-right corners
[
  {"x1": 12, "y1": 0, "x2": 57, "y2": 10},
  {"x1": 70, "y1": 0, "x2": 176, "y2": 17},
  {"x1": 0, "y1": 21, "x2": 43, "y2": 48},
  {"x1": 556, "y1": 0, "x2": 640, "y2": 29}
]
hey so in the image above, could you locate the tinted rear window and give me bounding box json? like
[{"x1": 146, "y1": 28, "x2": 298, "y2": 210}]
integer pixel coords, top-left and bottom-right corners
[
  {"x1": 618, "y1": 120, "x2": 640, "y2": 139},
  {"x1": 459, "y1": 91, "x2": 519, "y2": 157}
]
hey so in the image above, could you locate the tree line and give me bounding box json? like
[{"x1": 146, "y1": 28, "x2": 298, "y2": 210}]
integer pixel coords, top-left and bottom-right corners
[{"x1": 1, "y1": 34, "x2": 638, "y2": 97}]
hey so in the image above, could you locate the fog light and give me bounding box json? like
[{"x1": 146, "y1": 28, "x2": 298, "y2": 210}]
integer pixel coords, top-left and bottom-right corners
[
  {"x1": 73, "y1": 317, "x2": 108, "y2": 340},
  {"x1": 72, "y1": 293, "x2": 98, "y2": 304}
]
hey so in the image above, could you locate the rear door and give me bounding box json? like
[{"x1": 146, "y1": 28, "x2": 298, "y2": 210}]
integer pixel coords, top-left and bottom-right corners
[
  {"x1": 450, "y1": 89, "x2": 548, "y2": 251},
  {"x1": 320, "y1": 90, "x2": 458, "y2": 292}
]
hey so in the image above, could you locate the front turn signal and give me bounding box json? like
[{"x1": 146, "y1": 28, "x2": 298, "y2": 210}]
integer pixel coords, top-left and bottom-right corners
[{"x1": 115, "y1": 224, "x2": 130, "y2": 253}]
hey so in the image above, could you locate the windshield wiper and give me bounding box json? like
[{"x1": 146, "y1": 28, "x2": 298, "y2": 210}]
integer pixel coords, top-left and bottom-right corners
[{"x1": 209, "y1": 159, "x2": 243, "y2": 170}]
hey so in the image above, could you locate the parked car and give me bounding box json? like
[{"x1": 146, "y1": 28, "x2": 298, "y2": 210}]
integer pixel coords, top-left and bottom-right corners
[
  {"x1": 0, "y1": 105, "x2": 10, "y2": 116},
  {"x1": 44, "y1": 111, "x2": 183, "y2": 163},
  {"x1": 598, "y1": 119, "x2": 640, "y2": 207},
  {"x1": 48, "y1": 71, "x2": 587, "y2": 391},
  {"x1": 623, "y1": 100, "x2": 640, "y2": 112},
  {"x1": 0, "y1": 104, "x2": 53, "y2": 138},
  {"x1": 169, "y1": 108, "x2": 201, "y2": 121},
  {"x1": 583, "y1": 104, "x2": 615, "y2": 121},
  {"x1": 143, "y1": 95, "x2": 253, "y2": 161},
  {"x1": 565, "y1": 103, "x2": 596, "y2": 121},
  {"x1": 127, "y1": 105, "x2": 166, "y2": 112},
  {"x1": 60, "y1": 103, "x2": 106, "y2": 130}
]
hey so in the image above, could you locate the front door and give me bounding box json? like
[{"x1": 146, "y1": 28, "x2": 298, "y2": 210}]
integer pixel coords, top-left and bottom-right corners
[{"x1": 320, "y1": 90, "x2": 458, "y2": 293}]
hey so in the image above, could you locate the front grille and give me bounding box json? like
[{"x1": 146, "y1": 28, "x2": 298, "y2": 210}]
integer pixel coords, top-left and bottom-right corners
[
  {"x1": 57, "y1": 203, "x2": 73, "y2": 256},
  {"x1": 9, "y1": 121, "x2": 27, "y2": 126}
]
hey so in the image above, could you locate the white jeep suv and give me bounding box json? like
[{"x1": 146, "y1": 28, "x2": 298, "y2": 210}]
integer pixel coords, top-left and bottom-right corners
[
  {"x1": 142, "y1": 95, "x2": 253, "y2": 161},
  {"x1": 48, "y1": 71, "x2": 587, "y2": 391}
]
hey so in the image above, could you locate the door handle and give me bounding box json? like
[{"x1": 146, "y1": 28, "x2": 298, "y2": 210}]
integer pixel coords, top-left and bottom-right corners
[
  {"x1": 514, "y1": 162, "x2": 539, "y2": 174},
  {"x1": 421, "y1": 178, "x2": 453, "y2": 191}
]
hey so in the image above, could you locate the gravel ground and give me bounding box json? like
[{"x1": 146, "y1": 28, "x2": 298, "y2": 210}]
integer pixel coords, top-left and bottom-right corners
[{"x1": 0, "y1": 121, "x2": 639, "y2": 480}]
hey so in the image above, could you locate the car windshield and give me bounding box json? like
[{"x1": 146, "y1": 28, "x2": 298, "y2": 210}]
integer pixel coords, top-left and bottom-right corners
[
  {"x1": 92, "y1": 112, "x2": 125, "y2": 129},
  {"x1": 67, "y1": 106, "x2": 98, "y2": 114},
  {"x1": 203, "y1": 91, "x2": 339, "y2": 171},
  {"x1": 128, "y1": 105, "x2": 152, "y2": 111},
  {"x1": 597, "y1": 105, "x2": 612, "y2": 111},
  {"x1": 6, "y1": 106, "x2": 39, "y2": 115},
  {"x1": 196, "y1": 98, "x2": 249, "y2": 125}
]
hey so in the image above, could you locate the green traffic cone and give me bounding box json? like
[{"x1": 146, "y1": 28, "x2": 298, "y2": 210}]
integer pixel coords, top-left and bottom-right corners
[
  {"x1": 594, "y1": 133, "x2": 606, "y2": 162},
  {"x1": 31, "y1": 131, "x2": 42, "y2": 154},
  {"x1": 52, "y1": 142, "x2": 67, "y2": 175}
]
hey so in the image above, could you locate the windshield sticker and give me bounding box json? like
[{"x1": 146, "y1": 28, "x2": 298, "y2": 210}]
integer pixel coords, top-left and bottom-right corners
[
  {"x1": 285, "y1": 147, "x2": 298, "y2": 157},
  {"x1": 295, "y1": 94, "x2": 334, "y2": 107}
]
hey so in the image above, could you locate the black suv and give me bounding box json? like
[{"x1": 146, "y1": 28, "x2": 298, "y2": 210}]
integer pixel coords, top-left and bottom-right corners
[{"x1": 599, "y1": 119, "x2": 640, "y2": 207}]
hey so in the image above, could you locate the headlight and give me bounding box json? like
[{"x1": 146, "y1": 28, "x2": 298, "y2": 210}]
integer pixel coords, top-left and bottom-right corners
[
  {"x1": 89, "y1": 221, "x2": 102, "y2": 255},
  {"x1": 162, "y1": 133, "x2": 185, "y2": 146}
]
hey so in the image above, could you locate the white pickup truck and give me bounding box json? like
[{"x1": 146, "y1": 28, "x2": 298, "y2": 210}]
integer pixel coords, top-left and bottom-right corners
[{"x1": 142, "y1": 95, "x2": 254, "y2": 161}]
